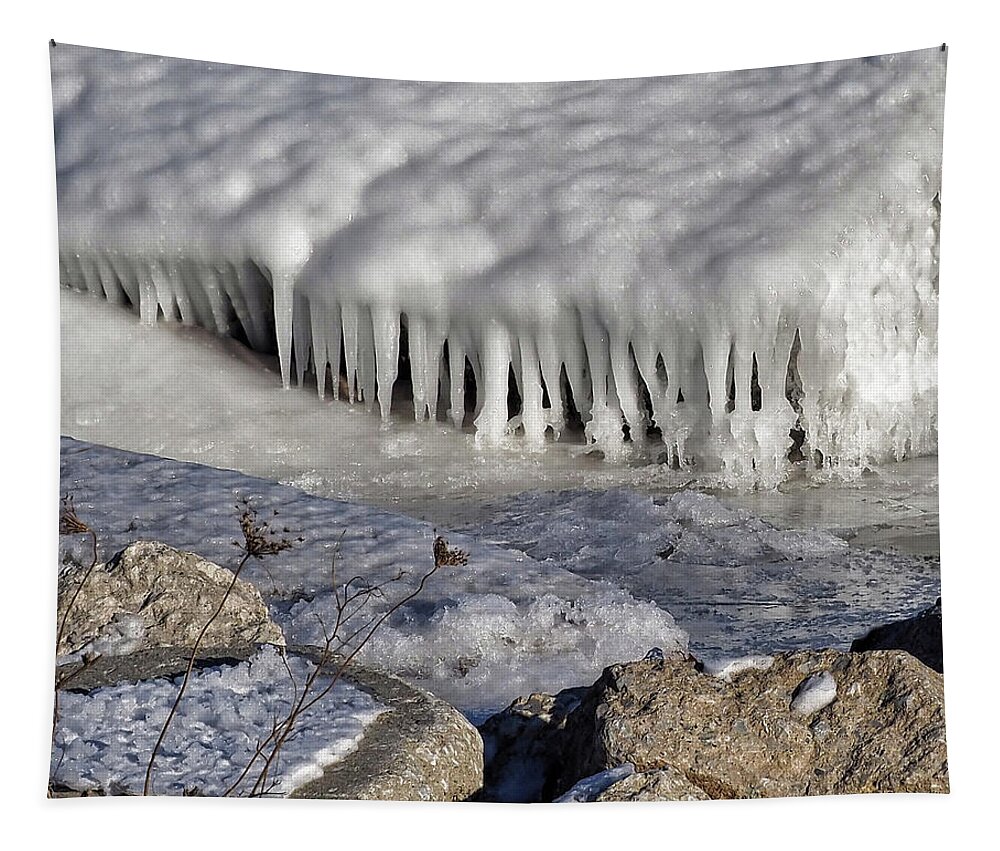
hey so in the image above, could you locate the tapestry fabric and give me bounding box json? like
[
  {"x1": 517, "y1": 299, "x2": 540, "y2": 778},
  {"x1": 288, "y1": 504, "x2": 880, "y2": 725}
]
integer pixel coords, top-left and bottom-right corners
[{"x1": 51, "y1": 42, "x2": 947, "y2": 801}]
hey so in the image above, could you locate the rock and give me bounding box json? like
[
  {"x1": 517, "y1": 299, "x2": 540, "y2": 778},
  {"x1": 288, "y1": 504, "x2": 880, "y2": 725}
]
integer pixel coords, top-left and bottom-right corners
[
  {"x1": 54, "y1": 645, "x2": 484, "y2": 801},
  {"x1": 56, "y1": 540, "x2": 285, "y2": 657},
  {"x1": 596, "y1": 766, "x2": 711, "y2": 802},
  {"x1": 555, "y1": 650, "x2": 948, "y2": 799},
  {"x1": 851, "y1": 599, "x2": 943, "y2": 672},
  {"x1": 478, "y1": 687, "x2": 588, "y2": 802},
  {"x1": 291, "y1": 647, "x2": 483, "y2": 802}
]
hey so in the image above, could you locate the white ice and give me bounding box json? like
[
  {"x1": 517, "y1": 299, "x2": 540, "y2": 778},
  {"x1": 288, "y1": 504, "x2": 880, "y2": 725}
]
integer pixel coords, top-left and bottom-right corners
[
  {"x1": 54, "y1": 45, "x2": 944, "y2": 487},
  {"x1": 790, "y1": 671, "x2": 838, "y2": 716},
  {"x1": 554, "y1": 764, "x2": 636, "y2": 803},
  {"x1": 51, "y1": 646, "x2": 386, "y2": 796}
]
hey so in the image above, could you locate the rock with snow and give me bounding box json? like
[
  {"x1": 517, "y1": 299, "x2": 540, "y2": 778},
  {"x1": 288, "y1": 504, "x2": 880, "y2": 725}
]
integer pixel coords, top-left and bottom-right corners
[
  {"x1": 56, "y1": 540, "x2": 285, "y2": 658},
  {"x1": 53, "y1": 645, "x2": 484, "y2": 801},
  {"x1": 554, "y1": 650, "x2": 947, "y2": 799},
  {"x1": 555, "y1": 764, "x2": 635, "y2": 802},
  {"x1": 596, "y1": 766, "x2": 711, "y2": 802},
  {"x1": 851, "y1": 598, "x2": 943, "y2": 672},
  {"x1": 290, "y1": 647, "x2": 484, "y2": 802},
  {"x1": 790, "y1": 671, "x2": 838, "y2": 717}
]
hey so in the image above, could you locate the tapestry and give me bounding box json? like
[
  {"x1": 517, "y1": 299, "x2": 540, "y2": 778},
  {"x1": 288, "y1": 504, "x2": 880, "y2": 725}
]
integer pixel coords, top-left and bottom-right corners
[{"x1": 51, "y1": 42, "x2": 947, "y2": 801}]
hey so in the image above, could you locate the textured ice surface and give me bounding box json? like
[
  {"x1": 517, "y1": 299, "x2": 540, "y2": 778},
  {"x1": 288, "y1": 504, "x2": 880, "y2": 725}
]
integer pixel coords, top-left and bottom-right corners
[
  {"x1": 459, "y1": 488, "x2": 940, "y2": 658},
  {"x1": 54, "y1": 45, "x2": 944, "y2": 486},
  {"x1": 51, "y1": 647, "x2": 385, "y2": 796},
  {"x1": 59, "y1": 439, "x2": 688, "y2": 718}
]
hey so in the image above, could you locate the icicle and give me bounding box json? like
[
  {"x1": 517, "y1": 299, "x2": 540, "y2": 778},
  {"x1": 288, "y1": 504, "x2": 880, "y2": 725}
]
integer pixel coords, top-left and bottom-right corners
[
  {"x1": 94, "y1": 253, "x2": 125, "y2": 305},
  {"x1": 610, "y1": 334, "x2": 647, "y2": 444},
  {"x1": 474, "y1": 320, "x2": 511, "y2": 445},
  {"x1": 340, "y1": 302, "x2": 360, "y2": 402},
  {"x1": 271, "y1": 268, "x2": 296, "y2": 390},
  {"x1": 136, "y1": 261, "x2": 159, "y2": 326},
  {"x1": 149, "y1": 261, "x2": 178, "y2": 322},
  {"x1": 371, "y1": 307, "x2": 400, "y2": 421},
  {"x1": 447, "y1": 338, "x2": 467, "y2": 428},
  {"x1": 408, "y1": 315, "x2": 429, "y2": 420},
  {"x1": 292, "y1": 292, "x2": 312, "y2": 387},
  {"x1": 580, "y1": 313, "x2": 625, "y2": 456},
  {"x1": 357, "y1": 306, "x2": 377, "y2": 412},
  {"x1": 518, "y1": 337, "x2": 546, "y2": 449}
]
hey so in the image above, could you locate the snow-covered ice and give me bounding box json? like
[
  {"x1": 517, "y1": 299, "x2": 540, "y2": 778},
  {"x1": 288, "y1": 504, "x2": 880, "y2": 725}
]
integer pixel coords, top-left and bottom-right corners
[
  {"x1": 54, "y1": 45, "x2": 944, "y2": 486},
  {"x1": 459, "y1": 488, "x2": 940, "y2": 658},
  {"x1": 59, "y1": 439, "x2": 688, "y2": 719},
  {"x1": 60, "y1": 438, "x2": 939, "y2": 718},
  {"x1": 51, "y1": 646, "x2": 386, "y2": 796}
]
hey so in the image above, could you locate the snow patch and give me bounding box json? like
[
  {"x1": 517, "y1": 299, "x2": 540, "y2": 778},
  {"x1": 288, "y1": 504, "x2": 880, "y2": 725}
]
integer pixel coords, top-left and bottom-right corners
[{"x1": 51, "y1": 646, "x2": 386, "y2": 796}]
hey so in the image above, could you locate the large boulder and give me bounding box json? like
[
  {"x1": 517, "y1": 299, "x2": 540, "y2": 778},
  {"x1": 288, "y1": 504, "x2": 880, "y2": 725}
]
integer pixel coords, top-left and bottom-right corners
[
  {"x1": 555, "y1": 650, "x2": 947, "y2": 799},
  {"x1": 291, "y1": 648, "x2": 483, "y2": 802},
  {"x1": 851, "y1": 599, "x2": 943, "y2": 673},
  {"x1": 56, "y1": 540, "x2": 285, "y2": 657},
  {"x1": 53, "y1": 646, "x2": 484, "y2": 801}
]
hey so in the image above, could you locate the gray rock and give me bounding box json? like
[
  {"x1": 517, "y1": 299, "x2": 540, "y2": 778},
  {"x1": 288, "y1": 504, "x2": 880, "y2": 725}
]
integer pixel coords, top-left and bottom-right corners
[
  {"x1": 851, "y1": 598, "x2": 943, "y2": 672},
  {"x1": 555, "y1": 650, "x2": 948, "y2": 799},
  {"x1": 291, "y1": 647, "x2": 483, "y2": 802},
  {"x1": 53, "y1": 645, "x2": 484, "y2": 802},
  {"x1": 56, "y1": 541, "x2": 284, "y2": 657}
]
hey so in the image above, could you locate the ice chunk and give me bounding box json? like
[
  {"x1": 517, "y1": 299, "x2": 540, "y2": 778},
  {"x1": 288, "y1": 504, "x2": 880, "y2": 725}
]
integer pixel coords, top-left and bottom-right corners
[
  {"x1": 555, "y1": 764, "x2": 636, "y2": 803},
  {"x1": 790, "y1": 670, "x2": 838, "y2": 716}
]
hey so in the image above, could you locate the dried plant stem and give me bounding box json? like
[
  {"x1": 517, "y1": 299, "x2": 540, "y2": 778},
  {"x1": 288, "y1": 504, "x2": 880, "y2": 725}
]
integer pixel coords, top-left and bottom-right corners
[
  {"x1": 53, "y1": 511, "x2": 99, "y2": 745},
  {"x1": 247, "y1": 560, "x2": 440, "y2": 796},
  {"x1": 55, "y1": 527, "x2": 98, "y2": 657},
  {"x1": 143, "y1": 551, "x2": 251, "y2": 796}
]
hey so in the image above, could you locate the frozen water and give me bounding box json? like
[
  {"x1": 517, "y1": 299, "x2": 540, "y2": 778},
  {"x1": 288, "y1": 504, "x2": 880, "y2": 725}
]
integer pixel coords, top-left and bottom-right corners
[
  {"x1": 54, "y1": 45, "x2": 944, "y2": 486},
  {"x1": 460, "y1": 488, "x2": 940, "y2": 658},
  {"x1": 790, "y1": 670, "x2": 838, "y2": 716},
  {"x1": 51, "y1": 646, "x2": 386, "y2": 796},
  {"x1": 59, "y1": 439, "x2": 688, "y2": 718}
]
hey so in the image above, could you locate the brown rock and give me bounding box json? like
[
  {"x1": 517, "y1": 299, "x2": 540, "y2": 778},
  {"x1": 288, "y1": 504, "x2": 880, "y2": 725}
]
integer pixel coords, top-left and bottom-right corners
[
  {"x1": 478, "y1": 687, "x2": 588, "y2": 802},
  {"x1": 556, "y1": 650, "x2": 948, "y2": 799},
  {"x1": 56, "y1": 540, "x2": 284, "y2": 657},
  {"x1": 596, "y1": 766, "x2": 711, "y2": 802}
]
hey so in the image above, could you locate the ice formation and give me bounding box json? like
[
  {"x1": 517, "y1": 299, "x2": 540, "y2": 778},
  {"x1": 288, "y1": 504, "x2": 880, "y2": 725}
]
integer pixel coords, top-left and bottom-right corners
[{"x1": 53, "y1": 45, "x2": 944, "y2": 485}]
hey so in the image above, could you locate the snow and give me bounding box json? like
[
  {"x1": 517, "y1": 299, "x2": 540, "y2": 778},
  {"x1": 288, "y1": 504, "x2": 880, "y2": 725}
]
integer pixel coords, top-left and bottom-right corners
[
  {"x1": 702, "y1": 655, "x2": 775, "y2": 681},
  {"x1": 790, "y1": 671, "x2": 838, "y2": 716},
  {"x1": 51, "y1": 646, "x2": 386, "y2": 796},
  {"x1": 59, "y1": 438, "x2": 688, "y2": 720},
  {"x1": 554, "y1": 764, "x2": 636, "y2": 803},
  {"x1": 54, "y1": 45, "x2": 944, "y2": 486}
]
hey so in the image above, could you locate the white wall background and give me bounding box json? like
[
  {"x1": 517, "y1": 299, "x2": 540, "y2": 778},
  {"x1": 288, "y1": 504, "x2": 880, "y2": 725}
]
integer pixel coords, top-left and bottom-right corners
[{"x1": 4, "y1": 2, "x2": 992, "y2": 846}]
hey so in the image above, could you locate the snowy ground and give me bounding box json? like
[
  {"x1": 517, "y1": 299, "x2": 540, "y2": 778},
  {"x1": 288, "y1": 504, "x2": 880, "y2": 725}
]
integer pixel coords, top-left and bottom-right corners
[{"x1": 52, "y1": 646, "x2": 385, "y2": 796}]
